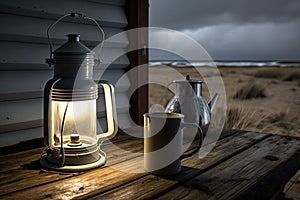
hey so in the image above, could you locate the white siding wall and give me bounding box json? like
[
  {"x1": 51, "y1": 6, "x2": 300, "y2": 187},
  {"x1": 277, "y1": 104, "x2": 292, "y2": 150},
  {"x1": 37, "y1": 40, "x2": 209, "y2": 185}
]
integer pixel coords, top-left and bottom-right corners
[{"x1": 0, "y1": 0, "x2": 132, "y2": 147}]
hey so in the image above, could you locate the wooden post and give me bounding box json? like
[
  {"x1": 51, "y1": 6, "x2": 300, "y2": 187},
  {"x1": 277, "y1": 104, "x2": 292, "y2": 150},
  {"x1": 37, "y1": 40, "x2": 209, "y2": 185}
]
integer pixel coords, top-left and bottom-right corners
[{"x1": 126, "y1": 0, "x2": 149, "y2": 125}]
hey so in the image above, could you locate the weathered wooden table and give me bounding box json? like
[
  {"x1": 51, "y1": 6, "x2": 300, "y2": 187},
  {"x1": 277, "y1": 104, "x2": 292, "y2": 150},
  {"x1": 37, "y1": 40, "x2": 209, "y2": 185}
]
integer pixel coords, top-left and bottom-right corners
[{"x1": 0, "y1": 129, "x2": 299, "y2": 200}]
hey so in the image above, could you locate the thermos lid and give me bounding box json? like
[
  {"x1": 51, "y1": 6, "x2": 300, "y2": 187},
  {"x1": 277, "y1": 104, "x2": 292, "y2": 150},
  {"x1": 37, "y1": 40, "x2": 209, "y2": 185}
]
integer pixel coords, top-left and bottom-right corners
[
  {"x1": 173, "y1": 75, "x2": 204, "y2": 84},
  {"x1": 173, "y1": 75, "x2": 204, "y2": 96}
]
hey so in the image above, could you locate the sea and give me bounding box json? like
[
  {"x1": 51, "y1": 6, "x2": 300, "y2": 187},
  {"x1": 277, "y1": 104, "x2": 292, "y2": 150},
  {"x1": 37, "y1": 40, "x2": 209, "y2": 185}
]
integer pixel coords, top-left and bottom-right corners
[{"x1": 149, "y1": 60, "x2": 300, "y2": 68}]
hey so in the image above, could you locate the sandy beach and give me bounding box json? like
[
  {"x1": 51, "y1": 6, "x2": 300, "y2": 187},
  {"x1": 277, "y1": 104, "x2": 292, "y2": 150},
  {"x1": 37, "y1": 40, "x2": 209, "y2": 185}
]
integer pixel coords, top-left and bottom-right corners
[{"x1": 149, "y1": 65, "x2": 300, "y2": 137}]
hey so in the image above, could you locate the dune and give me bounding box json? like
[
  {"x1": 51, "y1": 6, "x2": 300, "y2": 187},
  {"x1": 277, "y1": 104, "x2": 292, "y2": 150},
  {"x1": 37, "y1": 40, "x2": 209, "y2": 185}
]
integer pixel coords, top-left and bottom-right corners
[{"x1": 149, "y1": 65, "x2": 300, "y2": 137}]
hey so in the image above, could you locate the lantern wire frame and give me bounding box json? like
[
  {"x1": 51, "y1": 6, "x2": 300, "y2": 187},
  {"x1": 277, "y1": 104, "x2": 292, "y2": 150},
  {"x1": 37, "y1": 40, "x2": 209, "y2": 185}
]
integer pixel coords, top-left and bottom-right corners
[
  {"x1": 46, "y1": 12, "x2": 105, "y2": 65},
  {"x1": 59, "y1": 102, "x2": 69, "y2": 167}
]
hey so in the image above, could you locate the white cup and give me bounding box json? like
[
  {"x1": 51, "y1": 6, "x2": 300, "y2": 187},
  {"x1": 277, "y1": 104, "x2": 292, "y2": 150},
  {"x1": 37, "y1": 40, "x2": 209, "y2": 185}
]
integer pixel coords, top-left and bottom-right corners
[{"x1": 144, "y1": 112, "x2": 203, "y2": 175}]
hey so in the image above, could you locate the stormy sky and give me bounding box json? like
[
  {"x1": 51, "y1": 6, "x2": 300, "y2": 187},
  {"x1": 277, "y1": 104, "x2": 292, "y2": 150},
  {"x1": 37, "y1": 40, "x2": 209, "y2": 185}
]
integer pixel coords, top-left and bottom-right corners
[{"x1": 149, "y1": 0, "x2": 300, "y2": 61}]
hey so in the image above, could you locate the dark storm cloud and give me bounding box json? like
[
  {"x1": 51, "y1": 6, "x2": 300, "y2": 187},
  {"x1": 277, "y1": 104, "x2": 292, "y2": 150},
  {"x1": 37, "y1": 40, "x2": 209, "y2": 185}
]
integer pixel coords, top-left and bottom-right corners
[
  {"x1": 149, "y1": 0, "x2": 300, "y2": 60},
  {"x1": 183, "y1": 22, "x2": 300, "y2": 60},
  {"x1": 150, "y1": 0, "x2": 300, "y2": 29}
]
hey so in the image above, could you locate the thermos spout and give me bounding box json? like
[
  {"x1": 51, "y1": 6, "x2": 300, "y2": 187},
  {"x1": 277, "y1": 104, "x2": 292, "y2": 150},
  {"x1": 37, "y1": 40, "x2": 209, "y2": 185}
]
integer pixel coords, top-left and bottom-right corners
[{"x1": 208, "y1": 93, "x2": 218, "y2": 111}]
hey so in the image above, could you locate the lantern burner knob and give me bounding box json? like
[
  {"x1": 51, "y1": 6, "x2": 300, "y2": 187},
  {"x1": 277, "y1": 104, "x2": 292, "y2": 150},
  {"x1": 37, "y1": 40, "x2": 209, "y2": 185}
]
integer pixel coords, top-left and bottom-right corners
[{"x1": 68, "y1": 134, "x2": 82, "y2": 147}]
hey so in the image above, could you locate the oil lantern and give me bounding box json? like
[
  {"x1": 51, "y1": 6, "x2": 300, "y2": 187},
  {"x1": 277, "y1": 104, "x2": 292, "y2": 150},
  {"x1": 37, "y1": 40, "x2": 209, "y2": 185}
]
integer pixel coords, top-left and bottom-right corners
[{"x1": 40, "y1": 14, "x2": 118, "y2": 171}]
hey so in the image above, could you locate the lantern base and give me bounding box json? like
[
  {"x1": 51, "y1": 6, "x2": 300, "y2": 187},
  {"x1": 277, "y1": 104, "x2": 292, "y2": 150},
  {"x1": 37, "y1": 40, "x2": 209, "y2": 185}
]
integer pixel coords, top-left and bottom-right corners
[{"x1": 40, "y1": 148, "x2": 106, "y2": 172}]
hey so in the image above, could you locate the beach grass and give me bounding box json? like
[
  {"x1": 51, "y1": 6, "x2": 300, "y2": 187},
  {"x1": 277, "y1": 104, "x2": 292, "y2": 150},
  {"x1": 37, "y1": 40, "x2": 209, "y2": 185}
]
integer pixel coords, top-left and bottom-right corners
[
  {"x1": 233, "y1": 82, "x2": 267, "y2": 99},
  {"x1": 254, "y1": 69, "x2": 285, "y2": 79},
  {"x1": 282, "y1": 70, "x2": 300, "y2": 81},
  {"x1": 149, "y1": 65, "x2": 300, "y2": 137}
]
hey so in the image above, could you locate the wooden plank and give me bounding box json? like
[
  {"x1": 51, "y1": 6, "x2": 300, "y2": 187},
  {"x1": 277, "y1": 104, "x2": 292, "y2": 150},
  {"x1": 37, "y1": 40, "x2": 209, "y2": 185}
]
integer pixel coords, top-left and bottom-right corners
[
  {"x1": 0, "y1": 120, "x2": 42, "y2": 136},
  {"x1": 97, "y1": 112, "x2": 133, "y2": 134},
  {"x1": 0, "y1": 71, "x2": 51, "y2": 101},
  {"x1": 0, "y1": 136, "x2": 144, "y2": 197},
  {"x1": 237, "y1": 152, "x2": 300, "y2": 200},
  {"x1": 0, "y1": 138, "x2": 44, "y2": 156},
  {"x1": 0, "y1": 61, "x2": 129, "y2": 71},
  {"x1": 0, "y1": 98, "x2": 42, "y2": 133},
  {"x1": 0, "y1": 130, "x2": 137, "y2": 170},
  {"x1": 156, "y1": 135, "x2": 300, "y2": 200},
  {"x1": 0, "y1": 147, "x2": 44, "y2": 172},
  {"x1": 87, "y1": 0, "x2": 126, "y2": 6},
  {"x1": 0, "y1": 0, "x2": 128, "y2": 28},
  {"x1": 0, "y1": 112, "x2": 132, "y2": 148},
  {"x1": 95, "y1": 48, "x2": 129, "y2": 68},
  {"x1": 0, "y1": 13, "x2": 128, "y2": 48},
  {"x1": 0, "y1": 92, "x2": 130, "y2": 133},
  {"x1": 86, "y1": 131, "x2": 269, "y2": 199},
  {"x1": 97, "y1": 92, "x2": 130, "y2": 115},
  {"x1": 0, "y1": 42, "x2": 50, "y2": 65},
  {"x1": 0, "y1": 58, "x2": 129, "y2": 71},
  {"x1": 0, "y1": 69, "x2": 130, "y2": 101},
  {"x1": 116, "y1": 113, "x2": 133, "y2": 129},
  {"x1": 94, "y1": 69, "x2": 131, "y2": 92},
  {"x1": 0, "y1": 127, "x2": 43, "y2": 148},
  {"x1": 0, "y1": 91, "x2": 43, "y2": 103},
  {"x1": 0, "y1": 42, "x2": 129, "y2": 69},
  {"x1": 0, "y1": 63, "x2": 51, "y2": 71},
  {"x1": 0, "y1": 157, "x2": 145, "y2": 200},
  {"x1": 0, "y1": 128, "x2": 238, "y2": 199}
]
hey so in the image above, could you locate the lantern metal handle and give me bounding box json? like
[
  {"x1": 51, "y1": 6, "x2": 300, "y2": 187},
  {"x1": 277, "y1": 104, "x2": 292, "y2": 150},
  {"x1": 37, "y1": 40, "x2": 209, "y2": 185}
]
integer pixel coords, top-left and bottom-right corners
[
  {"x1": 97, "y1": 80, "x2": 118, "y2": 143},
  {"x1": 46, "y1": 12, "x2": 105, "y2": 66}
]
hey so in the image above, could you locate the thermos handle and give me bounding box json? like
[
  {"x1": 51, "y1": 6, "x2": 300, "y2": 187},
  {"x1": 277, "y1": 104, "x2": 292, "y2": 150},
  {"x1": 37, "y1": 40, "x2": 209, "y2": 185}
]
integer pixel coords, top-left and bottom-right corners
[
  {"x1": 180, "y1": 123, "x2": 203, "y2": 159},
  {"x1": 96, "y1": 80, "x2": 118, "y2": 141}
]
